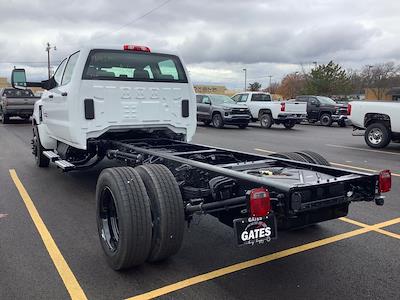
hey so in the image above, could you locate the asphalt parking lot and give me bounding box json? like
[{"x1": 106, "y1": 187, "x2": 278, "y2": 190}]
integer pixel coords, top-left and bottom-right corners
[{"x1": 0, "y1": 120, "x2": 399, "y2": 300}]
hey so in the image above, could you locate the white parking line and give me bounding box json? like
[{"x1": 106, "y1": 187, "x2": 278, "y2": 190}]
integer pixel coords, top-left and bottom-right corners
[{"x1": 326, "y1": 144, "x2": 400, "y2": 156}]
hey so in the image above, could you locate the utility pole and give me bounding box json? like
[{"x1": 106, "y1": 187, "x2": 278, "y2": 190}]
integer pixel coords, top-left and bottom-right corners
[
  {"x1": 312, "y1": 61, "x2": 318, "y2": 69},
  {"x1": 45, "y1": 42, "x2": 57, "y2": 79},
  {"x1": 243, "y1": 68, "x2": 247, "y2": 91},
  {"x1": 267, "y1": 75, "x2": 273, "y2": 92}
]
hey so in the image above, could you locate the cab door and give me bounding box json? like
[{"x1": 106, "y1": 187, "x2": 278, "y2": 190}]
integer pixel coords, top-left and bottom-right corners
[
  {"x1": 43, "y1": 52, "x2": 79, "y2": 142},
  {"x1": 308, "y1": 96, "x2": 320, "y2": 120}
]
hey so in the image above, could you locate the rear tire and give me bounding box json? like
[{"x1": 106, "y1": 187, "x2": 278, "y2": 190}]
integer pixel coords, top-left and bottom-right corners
[
  {"x1": 33, "y1": 126, "x2": 50, "y2": 167},
  {"x1": 238, "y1": 124, "x2": 248, "y2": 129},
  {"x1": 96, "y1": 167, "x2": 153, "y2": 270},
  {"x1": 136, "y1": 164, "x2": 185, "y2": 262},
  {"x1": 295, "y1": 151, "x2": 331, "y2": 166},
  {"x1": 259, "y1": 113, "x2": 273, "y2": 129},
  {"x1": 320, "y1": 113, "x2": 332, "y2": 126},
  {"x1": 364, "y1": 123, "x2": 391, "y2": 149},
  {"x1": 203, "y1": 120, "x2": 211, "y2": 126},
  {"x1": 269, "y1": 152, "x2": 309, "y2": 162},
  {"x1": 212, "y1": 113, "x2": 224, "y2": 128}
]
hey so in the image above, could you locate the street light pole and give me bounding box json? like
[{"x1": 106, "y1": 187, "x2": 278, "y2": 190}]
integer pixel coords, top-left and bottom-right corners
[
  {"x1": 267, "y1": 75, "x2": 273, "y2": 89},
  {"x1": 45, "y1": 42, "x2": 57, "y2": 79},
  {"x1": 243, "y1": 68, "x2": 247, "y2": 91}
]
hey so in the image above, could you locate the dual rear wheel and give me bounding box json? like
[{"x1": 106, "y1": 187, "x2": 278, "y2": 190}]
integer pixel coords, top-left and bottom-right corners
[{"x1": 96, "y1": 164, "x2": 185, "y2": 270}]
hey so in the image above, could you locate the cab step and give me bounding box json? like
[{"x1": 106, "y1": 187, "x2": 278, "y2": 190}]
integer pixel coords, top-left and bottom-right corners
[
  {"x1": 55, "y1": 160, "x2": 75, "y2": 171},
  {"x1": 43, "y1": 150, "x2": 60, "y2": 162}
]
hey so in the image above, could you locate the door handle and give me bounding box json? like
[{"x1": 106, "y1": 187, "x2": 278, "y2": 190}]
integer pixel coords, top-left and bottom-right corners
[
  {"x1": 49, "y1": 95, "x2": 53, "y2": 99},
  {"x1": 61, "y1": 92, "x2": 68, "y2": 96}
]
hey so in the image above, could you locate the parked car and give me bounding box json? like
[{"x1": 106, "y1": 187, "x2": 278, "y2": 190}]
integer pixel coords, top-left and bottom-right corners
[
  {"x1": 0, "y1": 88, "x2": 39, "y2": 123},
  {"x1": 295, "y1": 95, "x2": 348, "y2": 127},
  {"x1": 232, "y1": 92, "x2": 307, "y2": 129},
  {"x1": 348, "y1": 101, "x2": 400, "y2": 148},
  {"x1": 196, "y1": 94, "x2": 251, "y2": 128}
]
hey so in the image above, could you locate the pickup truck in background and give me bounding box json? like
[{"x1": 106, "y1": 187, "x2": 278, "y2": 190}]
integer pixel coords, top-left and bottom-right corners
[
  {"x1": 348, "y1": 101, "x2": 400, "y2": 148},
  {"x1": 295, "y1": 95, "x2": 349, "y2": 127},
  {"x1": 0, "y1": 88, "x2": 39, "y2": 124},
  {"x1": 232, "y1": 92, "x2": 307, "y2": 129}
]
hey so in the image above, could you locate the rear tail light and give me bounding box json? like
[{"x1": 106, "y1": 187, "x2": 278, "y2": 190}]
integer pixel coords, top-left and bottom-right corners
[
  {"x1": 280, "y1": 102, "x2": 286, "y2": 112},
  {"x1": 123, "y1": 45, "x2": 151, "y2": 52},
  {"x1": 379, "y1": 170, "x2": 391, "y2": 193},
  {"x1": 347, "y1": 103, "x2": 352, "y2": 115},
  {"x1": 248, "y1": 187, "x2": 271, "y2": 217}
]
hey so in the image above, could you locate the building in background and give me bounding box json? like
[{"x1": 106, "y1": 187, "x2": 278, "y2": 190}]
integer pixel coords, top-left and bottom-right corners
[
  {"x1": 364, "y1": 87, "x2": 400, "y2": 101},
  {"x1": 0, "y1": 77, "x2": 10, "y2": 88}
]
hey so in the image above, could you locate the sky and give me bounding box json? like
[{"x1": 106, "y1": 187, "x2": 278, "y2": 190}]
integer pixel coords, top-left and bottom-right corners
[{"x1": 0, "y1": 0, "x2": 399, "y2": 89}]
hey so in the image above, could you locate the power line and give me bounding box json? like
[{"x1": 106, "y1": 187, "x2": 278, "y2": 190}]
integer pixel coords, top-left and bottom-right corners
[{"x1": 91, "y1": 0, "x2": 174, "y2": 41}]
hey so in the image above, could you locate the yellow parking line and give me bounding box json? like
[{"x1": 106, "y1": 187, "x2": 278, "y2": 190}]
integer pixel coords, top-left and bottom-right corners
[
  {"x1": 326, "y1": 144, "x2": 400, "y2": 156},
  {"x1": 254, "y1": 148, "x2": 400, "y2": 177},
  {"x1": 126, "y1": 217, "x2": 400, "y2": 300},
  {"x1": 340, "y1": 217, "x2": 400, "y2": 240},
  {"x1": 9, "y1": 169, "x2": 87, "y2": 300}
]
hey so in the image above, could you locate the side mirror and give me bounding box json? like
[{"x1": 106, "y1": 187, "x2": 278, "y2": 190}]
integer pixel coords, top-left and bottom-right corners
[
  {"x1": 203, "y1": 99, "x2": 211, "y2": 105},
  {"x1": 11, "y1": 68, "x2": 27, "y2": 89}
]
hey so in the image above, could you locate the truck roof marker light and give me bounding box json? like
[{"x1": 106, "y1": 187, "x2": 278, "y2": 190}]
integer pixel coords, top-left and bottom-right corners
[
  {"x1": 379, "y1": 170, "x2": 391, "y2": 193},
  {"x1": 248, "y1": 187, "x2": 271, "y2": 217},
  {"x1": 123, "y1": 45, "x2": 151, "y2": 52}
]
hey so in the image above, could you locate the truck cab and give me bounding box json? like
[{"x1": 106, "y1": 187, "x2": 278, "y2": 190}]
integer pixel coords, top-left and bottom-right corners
[{"x1": 12, "y1": 45, "x2": 196, "y2": 165}]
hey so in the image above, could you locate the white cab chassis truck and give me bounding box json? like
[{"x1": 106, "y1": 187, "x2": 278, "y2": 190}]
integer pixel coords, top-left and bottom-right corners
[
  {"x1": 231, "y1": 92, "x2": 307, "y2": 129},
  {"x1": 349, "y1": 101, "x2": 400, "y2": 148},
  {"x1": 12, "y1": 45, "x2": 391, "y2": 270}
]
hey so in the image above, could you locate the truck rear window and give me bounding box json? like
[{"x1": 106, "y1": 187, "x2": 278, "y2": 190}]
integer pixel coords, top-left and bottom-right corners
[
  {"x1": 82, "y1": 50, "x2": 188, "y2": 83},
  {"x1": 3, "y1": 89, "x2": 34, "y2": 97}
]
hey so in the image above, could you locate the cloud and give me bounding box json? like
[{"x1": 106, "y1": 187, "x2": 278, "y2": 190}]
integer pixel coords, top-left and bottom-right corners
[{"x1": 0, "y1": 0, "x2": 399, "y2": 87}]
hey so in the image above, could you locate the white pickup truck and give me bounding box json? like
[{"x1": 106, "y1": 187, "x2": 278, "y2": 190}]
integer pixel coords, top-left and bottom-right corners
[
  {"x1": 11, "y1": 45, "x2": 389, "y2": 272},
  {"x1": 348, "y1": 101, "x2": 400, "y2": 148},
  {"x1": 231, "y1": 92, "x2": 307, "y2": 129}
]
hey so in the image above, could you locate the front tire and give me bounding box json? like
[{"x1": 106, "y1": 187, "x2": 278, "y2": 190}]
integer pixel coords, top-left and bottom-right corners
[
  {"x1": 365, "y1": 123, "x2": 391, "y2": 148},
  {"x1": 96, "y1": 167, "x2": 153, "y2": 270},
  {"x1": 32, "y1": 126, "x2": 50, "y2": 167},
  {"x1": 2, "y1": 113, "x2": 9, "y2": 124},
  {"x1": 212, "y1": 113, "x2": 224, "y2": 128},
  {"x1": 283, "y1": 121, "x2": 296, "y2": 129},
  {"x1": 136, "y1": 164, "x2": 185, "y2": 262},
  {"x1": 338, "y1": 120, "x2": 346, "y2": 127},
  {"x1": 320, "y1": 113, "x2": 332, "y2": 126}
]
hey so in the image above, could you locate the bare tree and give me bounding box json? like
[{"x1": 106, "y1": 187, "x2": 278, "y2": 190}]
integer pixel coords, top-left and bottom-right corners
[
  {"x1": 361, "y1": 63, "x2": 400, "y2": 99},
  {"x1": 276, "y1": 72, "x2": 306, "y2": 99}
]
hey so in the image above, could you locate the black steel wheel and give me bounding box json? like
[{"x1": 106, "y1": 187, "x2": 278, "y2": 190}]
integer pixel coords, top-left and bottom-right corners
[
  {"x1": 364, "y1": 123, "x2": 391, "y2": 149},
  {"x1": 320, "y1": 113, "x2": 332, "y2": 126},
  {"x1": 259, "y1": 113, "x2": 273, "y2": 129},
  {"x1": 32, "y1": 126, "x2": 50, "y2": 167},
  {"x1": 136, "y1": 164, "x2": 185, "y2": 263},
  {"x1": 96, "y1": 167, "x2": 152, "y2": 270},
  {"x1": 212, "y1": 113, "x2": 224, "y2": 128}
]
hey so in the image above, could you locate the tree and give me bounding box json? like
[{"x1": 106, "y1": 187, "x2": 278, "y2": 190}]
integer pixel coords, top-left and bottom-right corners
[
  {"x1": 303, "y1": 61, "x2": 351, "y2": 96},
  {"x1": 248, "y1": 82, "x2": 261, "y2": 91},
  {"x1": 276, "y1": 72, "x2": 306, "y2": 99},
  {"x1": 266, "y1": 82, "x2": 280, "y2": 94},
  {"x1": 361, "y1": 63, "x2": 400, "y2": 99}
]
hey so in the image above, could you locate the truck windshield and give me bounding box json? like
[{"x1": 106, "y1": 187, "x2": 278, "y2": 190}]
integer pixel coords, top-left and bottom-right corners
[
  {"x1": 317, "y1": 96, "x2": 336, "y2": 105},
  {"x1": 82, "y1": 49, "x2": 188, "y2": 83},
  {"x1": 211, "y1": 95, "x2": 236, "y2": 105},
  {"x1": 3, "y1": 89, "x2": 34, "y2": 97}
]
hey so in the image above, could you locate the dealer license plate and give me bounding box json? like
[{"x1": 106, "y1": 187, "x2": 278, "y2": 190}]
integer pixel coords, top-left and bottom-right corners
[{"x1": 234, "y1": 215, "x2": 277, "y2": 246}]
